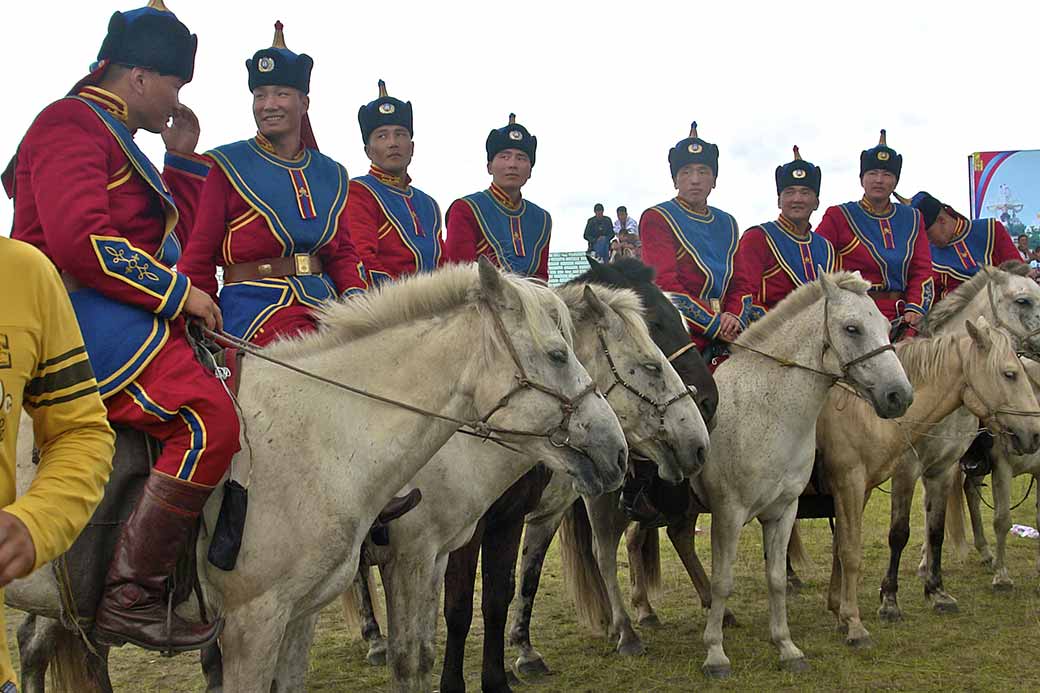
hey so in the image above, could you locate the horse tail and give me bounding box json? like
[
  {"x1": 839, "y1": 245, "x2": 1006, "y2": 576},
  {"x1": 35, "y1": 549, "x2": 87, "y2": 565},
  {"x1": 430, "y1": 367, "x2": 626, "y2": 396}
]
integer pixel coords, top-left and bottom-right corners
[
  {"x1": 558, "y1": 499, "x2": 611, "y2": 635},
  {"x1": 945, "y1": 467, "x2": 970, "y2": 559},
  {"x1": 788, "y1": 521, "x2": 814, "y2": 573},
  {"x1": 48, "y1": 626, "x2": 96, "y2": 693},
  {"x1": 340, "y1": 565, "x2": 383, "y2": 641},
  {"x1": 629, "y1": 524, "x2": 662, "y2": 598}
]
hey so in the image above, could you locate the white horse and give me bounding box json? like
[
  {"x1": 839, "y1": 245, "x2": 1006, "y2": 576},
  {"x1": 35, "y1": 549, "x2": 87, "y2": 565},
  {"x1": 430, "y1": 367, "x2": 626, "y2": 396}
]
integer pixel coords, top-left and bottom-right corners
[
  {"x1": 6, "y1": 260, "x2": 629, "y2": 692},
  {"x1": 697, "y1": 271, "x2": 912, "y2": 678},
  {"x1": 341, "y1": 281, "x2": 708, "y2": 693},
  {"x1": 958, "y1": 355, "x2": 1040, "y2": 591}
]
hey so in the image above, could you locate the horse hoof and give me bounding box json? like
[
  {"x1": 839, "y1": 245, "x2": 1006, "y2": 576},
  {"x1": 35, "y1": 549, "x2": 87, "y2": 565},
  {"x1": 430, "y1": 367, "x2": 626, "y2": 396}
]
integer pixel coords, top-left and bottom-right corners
[
  {"x1": 723, "y1": 610, "x2": 740, "y2": 628},
  {"x1": 365, "y1": 649, "x2": 387, "y2": 667},
  {"x1": 846, "y1": 634, "x2": 874, "y2": 649},
  {"x1": 702, "y1": 663, "x2": 732, "y2": 679},
  {"x1": 787, "y1": 577, "x2": 804, "y2": 596},
  {"x1": 877, "y1": 606, "x2": 903, "y2": 623},
  {"x1": 515, "y1": 657, "x2": 551, "y2": 678},
  {"x1": 931, "y1": 599, "x2": 959, "y2": 614},
  {"x1": 992, "y1": 581, "x2": 1014, "y2": 593},
  {"x1": 616, "y1": 639, "x2": 645, "y2": 657},
  {"x1": 505, "y1": 668, "x2": 522, "y2": 687},
  {"x1": 638, "y1": 613, "x2": 662, "y2": 628},
  {"x1": 780, "y1": 657, "x2": 811, "y2": 674}
]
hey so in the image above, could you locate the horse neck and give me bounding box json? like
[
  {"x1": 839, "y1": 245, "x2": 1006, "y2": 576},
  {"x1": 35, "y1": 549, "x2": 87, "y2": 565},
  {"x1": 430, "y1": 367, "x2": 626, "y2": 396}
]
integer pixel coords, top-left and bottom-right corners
[
  {"x1": 241, "y1": 309, "x2": 488, "y2": 524},
  {"x1": 895, "y1": 335, "x2": 969, "y2": 436}
]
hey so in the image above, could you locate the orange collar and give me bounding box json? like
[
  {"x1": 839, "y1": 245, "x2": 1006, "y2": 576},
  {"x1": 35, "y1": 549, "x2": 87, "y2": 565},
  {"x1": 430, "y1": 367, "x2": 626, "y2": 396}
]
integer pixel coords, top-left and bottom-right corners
[
  {"x1": 76, "y1": 86, "x2": 129, "y2": 125},
  {"x1": 490, "y1": 182, "x2": 521, "y2": 210},
  {"x1": 255, "y1": 132, "x2": 305, "y2": 161},
  {"x1": 369, "y1": 164, "x2": 411, "y2": 190},
  {"x1": 859, "y1": 196, "x2": 893, "y2": 216},
  {"x1": 676, "y1": 197, "x2": 710, "y2": 216},
  {"x1": 776, "y1": 214, "x2": 812, "y2": 237}
]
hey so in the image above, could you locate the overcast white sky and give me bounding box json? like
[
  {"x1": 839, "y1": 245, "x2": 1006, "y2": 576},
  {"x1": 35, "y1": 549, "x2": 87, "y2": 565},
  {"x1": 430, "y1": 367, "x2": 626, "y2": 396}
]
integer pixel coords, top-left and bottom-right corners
[{"x1": 3, "y1": 1, "x2": 1039, "y2": 251}]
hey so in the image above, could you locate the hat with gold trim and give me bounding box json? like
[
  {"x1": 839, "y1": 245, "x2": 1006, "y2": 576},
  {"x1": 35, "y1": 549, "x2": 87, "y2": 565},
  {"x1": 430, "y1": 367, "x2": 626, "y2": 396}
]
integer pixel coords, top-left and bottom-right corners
[
  {"x1": 358, "y1": 80, "x2": 413, "y2": 144},
  {"x1": 668, "y1": 121, "x2": 719, "y2": 180},
  {"x1": 860, "y1": 129, "x2": 902, "y2": 180},
  {"x1": 775, "y1": 145, "x2": 821, "y2": 196},
  {"x1": 247, "y1": 21, "x2": 313, "y2": 94},
  {"x1": 906, "y1": 191, "x2": 947, "y2": 228},
  {"x1": 486, "y1": 114, "x2": 537, "y2": 166},
  {"x1": 94, "y1": 0, "x2": 196, "y2": 83}
]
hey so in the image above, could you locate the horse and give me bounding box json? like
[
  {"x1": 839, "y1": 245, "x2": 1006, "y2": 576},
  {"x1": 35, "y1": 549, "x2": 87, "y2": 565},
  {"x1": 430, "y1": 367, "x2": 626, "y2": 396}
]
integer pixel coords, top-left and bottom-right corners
[
  {"x1": 7, "y1": 259, "x2": 630, "y2": 693},
  {"x1": 339, "y1": 276, "x2": 708, "y2": 693},
  {"x1": 953, "y1": 355, "x2": 1040, "y2": 592},
  {"x1": 847, "y1": 264, "x2": 1040, "y2": 627}
]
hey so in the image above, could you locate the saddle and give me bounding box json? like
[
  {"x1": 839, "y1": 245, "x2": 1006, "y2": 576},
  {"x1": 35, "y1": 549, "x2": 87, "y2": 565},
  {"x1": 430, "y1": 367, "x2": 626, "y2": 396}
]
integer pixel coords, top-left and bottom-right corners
[
  {"x1": 960, "y1": 431, "x2": 994, "y2": 478},
  {"x1": 796, "y1": 451, "x2": 835, "y2": 519},
  {"x1": 45, "y1": 426, "x2": 203, "y2": 633}
]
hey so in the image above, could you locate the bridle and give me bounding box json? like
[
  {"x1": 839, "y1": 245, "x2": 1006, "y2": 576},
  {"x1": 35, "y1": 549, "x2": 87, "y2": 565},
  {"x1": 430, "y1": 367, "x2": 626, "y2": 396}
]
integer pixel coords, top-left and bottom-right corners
[
  {"x1": 986, "y1": 279, "x2": 1040, "y2": 358},
  {"x1": 960, "y1": 339, "x2": 1040, "y2": 432},
  {"x1": 596, "y1": 326, "x2": 697, "y2": 440}
]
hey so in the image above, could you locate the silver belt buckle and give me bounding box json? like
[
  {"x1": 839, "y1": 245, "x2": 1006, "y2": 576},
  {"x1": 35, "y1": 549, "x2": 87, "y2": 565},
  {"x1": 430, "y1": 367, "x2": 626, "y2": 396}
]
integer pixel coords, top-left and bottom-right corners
[{"x1": 294, "y1": 254, "x2": 312, "y2": 275}]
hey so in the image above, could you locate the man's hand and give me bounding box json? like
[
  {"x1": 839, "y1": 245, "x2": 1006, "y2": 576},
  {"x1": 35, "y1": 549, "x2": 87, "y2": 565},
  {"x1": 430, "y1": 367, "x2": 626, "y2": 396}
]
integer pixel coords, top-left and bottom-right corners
[
  {"x1": 718, "y1": 312, "x2": 743, "y2": 343},
  {"x1": 0, "y1": 511, "x2": 36, "y2": 587},
  {"x1": 183, "y1": 285, "x2": 223, "y2": 331},
  {"x1": 903, "y1": 310, "x2": 922, "y2": 327},
  {"x1": 162, "y1": 104, "x2": 201, "y2": 154}
]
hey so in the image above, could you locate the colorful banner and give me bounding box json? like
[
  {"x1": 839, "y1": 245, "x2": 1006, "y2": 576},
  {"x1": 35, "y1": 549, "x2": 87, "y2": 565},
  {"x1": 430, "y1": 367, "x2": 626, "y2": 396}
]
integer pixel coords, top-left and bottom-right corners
[{"x1": 969, "y1": 149, "x2": 1040, "y2": 245}]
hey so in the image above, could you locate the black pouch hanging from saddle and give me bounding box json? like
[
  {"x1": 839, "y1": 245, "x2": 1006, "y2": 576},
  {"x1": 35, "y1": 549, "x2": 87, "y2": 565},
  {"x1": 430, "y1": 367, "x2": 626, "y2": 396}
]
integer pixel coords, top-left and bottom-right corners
[{"x1": 208, "y1": 479, "x2": 248, "y2": 571}]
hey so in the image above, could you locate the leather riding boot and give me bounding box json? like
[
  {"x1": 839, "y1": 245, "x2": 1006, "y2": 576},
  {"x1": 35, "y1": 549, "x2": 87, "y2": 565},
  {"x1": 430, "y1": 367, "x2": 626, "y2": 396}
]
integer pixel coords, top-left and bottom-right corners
[
  {"x1": 95, "y1": 472, "x2": 223, "y2": 653},
  {"x1": 369, "y1": 488, "x2": 424, "y2": 546}
]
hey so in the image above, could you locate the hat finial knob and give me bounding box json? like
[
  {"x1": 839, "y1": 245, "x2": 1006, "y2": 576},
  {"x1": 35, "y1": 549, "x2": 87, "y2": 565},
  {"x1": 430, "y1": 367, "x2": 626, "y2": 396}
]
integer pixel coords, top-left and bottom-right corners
[
  {"x1": 893, "y1": 191, "x2": 912, "y2": 205},
  {"x1": 378, "y1": 79, "x2": 388, "y2": 98},
  {"x1": 272, "y1": 20, "x2": 287, "y2": 49},
  {"x1": 793, "y1": 145, "x2": 802, "y2": 160},
  {"x1": 508, "y1": 113, "x2": 516, "y2": 125},
  {"x1": 147, "y1": 0, "x2": 170, "y2": 11},
  {"x1": 879, "y1": 129, "x2": 888, "y2": 146},
  {"x1": 689, "y1": 121, "x2": 699, "y2": 138}
]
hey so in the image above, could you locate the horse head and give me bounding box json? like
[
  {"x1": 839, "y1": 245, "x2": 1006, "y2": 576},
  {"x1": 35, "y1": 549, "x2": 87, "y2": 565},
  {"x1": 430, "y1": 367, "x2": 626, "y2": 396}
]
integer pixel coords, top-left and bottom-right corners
[
  {"x1": 473, "y1": 258, "x2": 628, "y2": 496},
  {"x1": 559, "y1": 282, "x2": 709, "y2": 485},
  {"x1": 818, "y1": 272, "x2": 913, "y2": 419},
  {"x1": 576, "y1": 256, "x2": 719, "y2": 428},
  {"x1": 961, "y1": 317, "x2": 1040, "y2": 456}
]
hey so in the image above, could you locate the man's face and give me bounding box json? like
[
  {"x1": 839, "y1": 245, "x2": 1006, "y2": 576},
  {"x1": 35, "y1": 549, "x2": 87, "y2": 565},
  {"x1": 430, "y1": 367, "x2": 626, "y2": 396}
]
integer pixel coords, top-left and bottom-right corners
[
  {"x1": 487, "y1": 149, "x2": 532, "y2": 190},
  {"x1": 135, "y1": 70, "x2": 185, "y2": 134},
  {"x1": 674, "y1": 164, "x2": 715, "y2": 206},
  {"x1": 252, "y1": 85, "x2": 309, "y2": 141},
  {"x1": 366, "y1": 125, "x2": 414, "y2": 175},
  {"x1": 594, "y1": 209, "x2": 604, "y2": 217},
  {"x1": 618, "y1": 210, "x2": 628, "y2": 224},
  {"x1": 926, "y1": 209, "x2": 959, "y2": 247},
  {"x1": 860, "y1": 169, "x2": 897, "y2": 200},
  {"x1": 1019, "y1": 235, "x2": 1031, "y2": 251},
  {"x1": 778, "y1": 186, "x2": 819, "y2": 225}
]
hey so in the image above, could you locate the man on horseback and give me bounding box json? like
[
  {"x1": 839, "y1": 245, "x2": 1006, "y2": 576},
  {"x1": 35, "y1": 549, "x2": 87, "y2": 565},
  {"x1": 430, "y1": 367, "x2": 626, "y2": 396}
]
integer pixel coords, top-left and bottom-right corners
[
  {"x1": 722, "y1": 147, "x2": 835, "y2": 332},
  {"x1": 6, "y1": 1, "x2": 238, "y2": 652},
  {"x1": 347, "y1": 80, "x2": 444, "y2": 286},
  {"x1": 444, "y1": 114, "x2": 552, "y2": 280},
  {"x1": 178, "y1": 21, "x2": 368, "y2": 345},
  {"x1": 815, "y1": 130, "x2": 934, "y2": 336},
  {"x1": 908, "y1": 191, "x2": 1020, "y2": 301},
  {"x1": 640, "y1": 122, "x2": 740, "y2": 358}
]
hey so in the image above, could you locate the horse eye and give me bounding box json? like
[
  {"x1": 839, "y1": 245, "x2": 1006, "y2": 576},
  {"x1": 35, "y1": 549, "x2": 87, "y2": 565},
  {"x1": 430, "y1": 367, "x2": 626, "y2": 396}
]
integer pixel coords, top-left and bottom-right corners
[
  {"x1": 643, "y1": 362, "x2": 662, "y2": 374},
  {"x1": 1004, "y1": 370, "x2": 1017, "y2": 380},
  {"x1": 548, "y1": 349, "x2": 568, "y2": 365},
  {"x1": 845, "y1": 324, "x2": 861, "y2": 335},
  {"x1": 1015, "y1": 297, "x2": 1031, "y2": 306}
]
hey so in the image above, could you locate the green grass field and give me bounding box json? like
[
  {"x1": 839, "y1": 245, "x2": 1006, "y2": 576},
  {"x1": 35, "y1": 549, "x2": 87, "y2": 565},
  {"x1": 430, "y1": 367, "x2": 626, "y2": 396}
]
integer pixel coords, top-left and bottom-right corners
[{"x1": 6, "y1": 476, "x2": 1040, "y2": 692}]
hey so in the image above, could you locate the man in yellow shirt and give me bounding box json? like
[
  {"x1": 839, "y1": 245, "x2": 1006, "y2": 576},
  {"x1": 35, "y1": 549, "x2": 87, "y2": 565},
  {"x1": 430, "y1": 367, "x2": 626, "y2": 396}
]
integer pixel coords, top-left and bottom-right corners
[{"x1": 0, "y1": 236, "x2": 115, "y2": 687}]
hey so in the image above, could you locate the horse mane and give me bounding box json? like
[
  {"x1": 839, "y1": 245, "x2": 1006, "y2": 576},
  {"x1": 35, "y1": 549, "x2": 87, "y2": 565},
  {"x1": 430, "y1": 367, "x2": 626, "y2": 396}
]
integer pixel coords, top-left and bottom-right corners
[
  {"x1": 895, "y1": 325, "x2": 1011, "y2": 386},
  {"x1": 919, "y1": 269, "x2": 996, "y2": 334},
  {"x1": 555, "y1": 282, "x2": 649, "y2": 346},
  {"x1": 264, "y1": 263, "x2": 573, "y2": 359},
  {"x1": 735, "y1": 271, "x2": 870, "y2": 350},
  {"x1": 573, "y1": 257, "x2": 657, "y2": 287}
]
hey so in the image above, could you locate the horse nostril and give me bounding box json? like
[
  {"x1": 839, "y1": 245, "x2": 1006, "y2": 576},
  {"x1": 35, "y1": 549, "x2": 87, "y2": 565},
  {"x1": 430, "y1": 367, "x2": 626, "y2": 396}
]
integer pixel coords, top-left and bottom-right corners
[
  {"x1": 696, "y1": 445, "x2": 707, "y2": 467},
  {"x1": 616, "y1": 450, "x2": 628, "y2": 475},
  {"x1": 1032, "y1": 432, "x2": 1040, "y2": 450}
]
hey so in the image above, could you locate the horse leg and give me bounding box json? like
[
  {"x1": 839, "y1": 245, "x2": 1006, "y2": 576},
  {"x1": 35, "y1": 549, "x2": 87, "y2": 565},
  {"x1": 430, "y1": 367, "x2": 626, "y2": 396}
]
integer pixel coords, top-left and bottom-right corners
[
  {"x1": 508, "y1": 510, "x2": 564, "y2": 677},
  {"x1": 353, "y1": 564, "x2": 389, "y2": 665},
  {"x1": 919, "y1": 469, "x2": 959, "y2": 612},
  {"x1": 200, "y1": 642, "x2": 224, "y2": 692},
  {"x1": 383, "y1": 552, "x2": 444, "y2": 693},
  {"x1": 762, "y1": 504, "x2": 809, "y2": 673},
  {"x1": 440, "y1": 522, "x2": 483, "y2": 693},
  {"x1": 479, "y1": 515, "x2": 526, "y2": 693},
  {"x1": 1034, "y1": 474, "x2": 1040, "y2": 580},
  {"x1": 625, "y1": 522, "x2": 659, "y2": 627},
  {"x1": 17, "y1": 614, "x2": 53, "y2": 693},
  {"x1": 964, "y1": 471, "x2": 995, "y2": 569},
  {"x1": 270, "y1": 613, "x2": 319, "y2": 693},
  {"x1": 834, "y1": 479, "x2": 873, "y2": 647},
  {"x1": 585, "y1": 493, "x2": 643, "y2": 656},
  {"x1": 990, "y1": 459, "x2": 1015, "y2": 592},
  {"x1": 879, "y1": 463, "x2": 916, "y2": 622},
  {"x1": 702, "y1": 509, "x2": 742, "y2": 678},
  {"x1": 827, "y1": 531, "x2": 842, "y2": 617},
  {"x1": 665, "y1": 512, "x2": 737, "y2": 626},
  {"x1": 219, "y1": 599, "x2": 292, "y2": 693}
]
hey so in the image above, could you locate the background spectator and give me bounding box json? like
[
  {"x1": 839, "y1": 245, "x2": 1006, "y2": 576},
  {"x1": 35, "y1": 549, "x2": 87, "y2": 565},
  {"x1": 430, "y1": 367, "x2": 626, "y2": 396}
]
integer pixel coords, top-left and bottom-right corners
[
  {"x1": 583, "y1": 203, "x2": 614, "y2": 261},
  {"x1": 1017, "y1": 233, "x2": 1031, "y2": 262}
]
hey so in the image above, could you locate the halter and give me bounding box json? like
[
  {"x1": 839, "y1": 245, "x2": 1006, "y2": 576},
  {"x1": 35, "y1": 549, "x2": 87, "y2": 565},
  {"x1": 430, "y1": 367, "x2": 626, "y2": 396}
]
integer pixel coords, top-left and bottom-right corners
[
  {"x1": 961, "y1": 343, "x2": 1040, "y2": 432},
  {"x1": 986, "y1": 279, "x2": 1040, "y2": 358},
  {"x1": 199, "y1": 297, "x2": 601, "y2": 451},
  {"x1": 596, "y1": 326, "x2": 697, "y2": 440}
]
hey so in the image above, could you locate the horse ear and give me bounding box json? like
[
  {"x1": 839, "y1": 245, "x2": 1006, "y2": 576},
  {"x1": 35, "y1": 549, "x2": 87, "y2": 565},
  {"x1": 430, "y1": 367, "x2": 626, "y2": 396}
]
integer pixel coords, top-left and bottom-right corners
[
  {"x1": 819, "y1": 270, "x2": 839, "y2": 299},
  {"x1": 586, "y1": 253, "x2": 603, "y2": 270},
  {"x1": 965, "y1": 318, "x2": 993, "y2": 351},
  {"x1": 478, "y1": 256, "x2": 506, "y2": 303},
  {"x1": 582, "y1": 285, "x2": 609, "y2": 322}
]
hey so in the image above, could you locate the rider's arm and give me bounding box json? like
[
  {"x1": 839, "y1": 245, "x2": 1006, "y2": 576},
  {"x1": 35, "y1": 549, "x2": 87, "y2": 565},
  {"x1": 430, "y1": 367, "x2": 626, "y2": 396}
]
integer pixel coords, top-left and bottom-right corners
[
  {"x1": 343, "y1": 180, "x2": 392, "y2": 287},
  {"x1": 444, "y1": 199, "x2": 480, "y2": 265},
  {"x1": 904, "y1": 210, "x2": 935, "y2": 316},
  {"x1": 179, "y1": 165, "x2": 233, "y2": 300},
  {"x1": 723, "y1": 227, "x2": 768, "y2": 327},
  {"x1": 3, "y1": 241, "x2": 114, "y2": 571}
]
